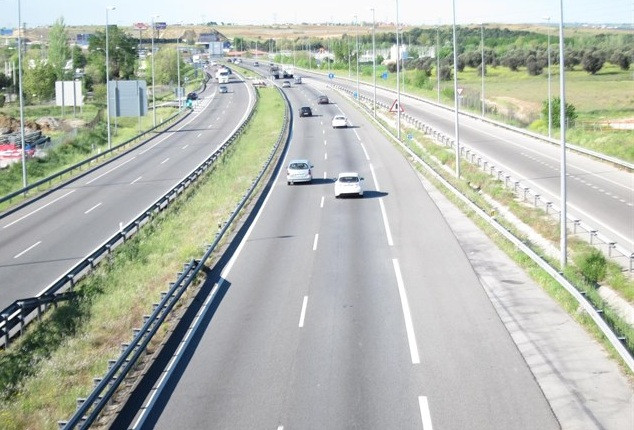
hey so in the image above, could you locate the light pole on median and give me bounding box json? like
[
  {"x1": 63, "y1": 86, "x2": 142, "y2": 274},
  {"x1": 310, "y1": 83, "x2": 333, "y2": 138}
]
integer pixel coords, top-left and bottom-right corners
[
  {"x1": 395, "y1": 0, "x2": 401, "y2": 140},
  {"x1": 481, "y1": 22, "x2": 485, "y2": 117},
  {"x1": 105, "y1": 6, "x2": 115, "y2": 150},
  {"x1": 17, "y1": 0, "x2": 27, "y2": 188},
  {"x1": 557, "y1": 1, "x2": 568, "y2": 268},
  {"x1": 545, "y1": 16, "x2": 553, "y2": 138},
  {"x1": 451, "y1": 0, "x2": 460, "y2": 178},
  {"x1": 151, "y1": 15, "x2": 159, "y2": 127},
  {"x1": 371, "y1": 7, "x2": 376, "y2": 118},
  {"x1": 436, "y1": 23, "x2": 440, "y2": 104},
  {"x1": 176, "y1": 36, "x2": 181, "y2": 111},
  {"x1": 355, "y1": 14, "x2": 360, "y2": 105}
]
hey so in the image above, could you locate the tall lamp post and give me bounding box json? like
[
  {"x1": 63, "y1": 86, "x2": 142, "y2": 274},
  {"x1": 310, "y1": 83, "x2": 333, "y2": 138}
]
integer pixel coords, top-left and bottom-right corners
[
  {"x1": 557, "y1": 2, "x2": 568, "y2": 268},
  {"x1": 371, "y1": 7, "x2": 376, "y2": 118},
  {"x1": 481, "y1": 22, "x2": 485, "y2": 117},
  {"x1": 436, "y1": 23, "x2": 440, "y2": 103},
  {"x1": 451, "y1": 0, "x2": 460, "y2": 178},
  {"x1": 545, "y1": 16, "x2": 552, "y2": 138},
  {"x1": 395, "y1": 0, "x2": 401, "y2": 139},
  {"x1": 105, "y1": 6, "x2": 115, "y2": 150},
  {"x1": 17, "y1": 0, "x2": 27, "y2": 188},
  {"x1": 151, "y1": 15, "x2": 159, "y2": 127},
  {"x1": 176, "y1": 36, "x2": 181, "y2": 111},
  {"x1": 355, "y1": 15, "x2": 360, "y2": 105}
]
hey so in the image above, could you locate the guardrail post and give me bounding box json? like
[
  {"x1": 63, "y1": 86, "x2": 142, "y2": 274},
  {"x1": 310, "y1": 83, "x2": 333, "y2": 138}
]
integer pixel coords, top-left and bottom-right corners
[
  {"x1": 2, "y1": 314, "x2": 8, "y2": 347},
  {"x1": 590, "y1": 230, "x2": 597, "y2": 244},
  {"x1": 505, "y1": 175, "x2": 511, "y2": 188},
  {"x1": 523, "y1": 187, "x2": 529, "y2": 201},
  {"x1": 546, "y1": 202, "x2": 553, "y2": 214},
  {"x1": 573, "y1": 219, "x2": 581, "y2": 234},
  {"x1": 514, "y1": 181, "x2": 520, "y2": 193},
  {"x1": 534, "y1": 194, "x2": 540, "y2": 207},
  {"x1": 608, "y1": 242, "x2": 616, "y2": 257},
  {"x1": 629, "y1": 254, "x2": 633, "y2": 273}
]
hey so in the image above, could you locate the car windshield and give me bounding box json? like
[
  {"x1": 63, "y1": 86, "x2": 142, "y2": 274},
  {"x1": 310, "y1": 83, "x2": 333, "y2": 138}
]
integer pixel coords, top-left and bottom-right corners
[
  {"x1": 340, "y1": 176, "x2": 358, "y2": 183},
  {"x1": 334, "y1": 116, "x2": 345, "y2": 120},
  {"x1": 290, "y1": 163, "x2": 308, "y2": 169}
]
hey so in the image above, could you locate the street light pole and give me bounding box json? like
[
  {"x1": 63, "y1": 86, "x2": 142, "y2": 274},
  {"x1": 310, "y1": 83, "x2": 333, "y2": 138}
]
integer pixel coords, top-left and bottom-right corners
[
  {"x1": 105, "y1": 6, "x2": 115, "y2": 150},
  {"x1": 396, "y1": 0, "x2": 401, "y2": 140},
  {"x1": 558, "y1": 1, "x2": 568, "y2": 268},
  {"x1": 545, "y1": 16, "x2": 552, "y2": 138},
  {"x1": 371, "y1": 7, "x2": 376, "y2": 118},
  {"x1": 355, "y1": 15, "x2": 360, "y2": 105},
  {"x1": 481, "y1": 22, "x2": 485, "y2": 117},
  {"x1": 176, "y1": 36, "x2": 181, "y2": 111},
  {"x1": 436, "y1": 24, "x2": 440, "y2": 103},
  {"x1": 17, "y1": 0, "x2": 27, "y2": 188},
  {"x1": 451, "y1": 0, "x2": 460, "y2": 178},
  {"x1": 151, "y1": 15, "x2": 158, "y2": 127}
]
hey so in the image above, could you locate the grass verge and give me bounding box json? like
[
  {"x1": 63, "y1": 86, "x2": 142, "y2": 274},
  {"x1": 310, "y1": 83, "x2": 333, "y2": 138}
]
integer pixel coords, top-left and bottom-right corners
[{"x1": 0, "y1": 86, "x2": 285, "y2": 429}]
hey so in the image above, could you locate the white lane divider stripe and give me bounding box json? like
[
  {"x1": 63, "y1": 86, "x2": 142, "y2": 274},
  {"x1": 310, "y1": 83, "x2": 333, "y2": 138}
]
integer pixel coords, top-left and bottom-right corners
[
  {"x1": 3, "y1": 190, "x2": 76, "y2": 229},
  {"x1": 419, "y1": 396, "x2": 433, "y2": 430},
  {"x1": 160, "y1": 158, "x2": 170, "y2": 165},
  {"x1": 196, "y1": 133, "x2": 202, "y2": 138},
  {"x1": 320, "y1": 196, "x2": 325, "y2": 208},
  {"x1": 86, "y1": 156, "x2": 136, "y2": 184},
  {"x1": 324, "y1": 139, "x2": 327, "y2": 146},
  {"x1": 324, "y1": 152, "x2": 328, "y2": 160},
  {"x1": 84, "y1": 202, "x2": 102, "y2": 214},
  {"x1": 360, "y1": 142, "x2": 370, "y2": 160},
  {"x1": 354, "y1": 129, "x2": 361, "y2": 141},
  {"x1": 379, "y1": 198, "x2": 394, "y2": 246},
  {"x1": 393, "y1": 259, "x2": 420, "y2": 364},
  {"x1": 130, "y1": 176, "x2": 143, "y2": 185},
  {"x1": 313, "y1": 234, "x2": 319, "y2": 251},
  {"x1": 299, "y1": 296, "x2": 308, "y2": 328},
  {"x1": 182, "y1": 144, "x2": 189, "y2": 149},
  {"x1": 14, "y1": 241, "x2": 41, "y2": 259}
]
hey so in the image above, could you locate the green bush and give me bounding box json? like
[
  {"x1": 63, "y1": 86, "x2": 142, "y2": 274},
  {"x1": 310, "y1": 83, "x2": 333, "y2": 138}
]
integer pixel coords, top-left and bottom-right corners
[{"x1": 575, "y1": 249, "x2": 607, "y2": 284}]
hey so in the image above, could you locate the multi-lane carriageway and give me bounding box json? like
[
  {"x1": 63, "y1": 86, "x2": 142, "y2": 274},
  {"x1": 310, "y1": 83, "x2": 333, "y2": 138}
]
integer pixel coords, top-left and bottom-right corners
[{"x1": 103, "y1": 69, "x2": 633, "y2": 429}]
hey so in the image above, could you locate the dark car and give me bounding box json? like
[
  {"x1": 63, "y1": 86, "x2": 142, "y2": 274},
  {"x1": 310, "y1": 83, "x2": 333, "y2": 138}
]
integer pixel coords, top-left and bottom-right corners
[
  {"x1": 317, "y1": 95, "x2": 329, "y2": 104},
  {"x1": 299, "y1": 106, "x2": 312, "y2": 117},
  {"x1": 186, "y1": 92, "x2": 198, "y2": 101}
]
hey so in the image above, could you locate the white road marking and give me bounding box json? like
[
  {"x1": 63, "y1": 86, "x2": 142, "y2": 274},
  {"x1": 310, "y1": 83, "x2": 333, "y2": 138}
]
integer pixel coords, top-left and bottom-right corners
[
  {"x1": 299, "y1": 296, "x2": 308, "y2": 328},
  {"x1": 393, "y1": 259, "x2": 420, "y2": 364},
  {"x1": 182, "y1": 144, "x2": 189, "y2": 149},
  {"x1": 324, "y1": 152, "x2": 328, "y2": 160},
  {"x1": 278, "y1": 426, "x2": 284, "y2": 430},
  {"x1": 84, "y1": 202, "x2": 102, "y2": 214},
  {"x1": 323, "y1": 129, "x2": 325, "y2": 135},
  {"x1": 323, "y1": 171, "x2": 327, "y2": 180},
  {"x1": 160, "y1": 158, "x2": 170, "y2": 164},
  {"x1": 3, "y1": 190, "x2": 76, "y2": 229},
  {"x1": 196, "y1": 133, "x2": 202, "y2": 138},
  {"x1": 360, "y1": 142, "x2": 370, "y2": 160},
  {"x1": 320, "y1": 121, "x2": 323, "y2": 126},
  {"x1": 14, "y1": 241, "x2": 41, "y2": 259},
  {"x1": 379, "y1": 198, "x2": 394, "y2": 246},
  {"x1": 313, "y1": 233, "x2": 319, "y2": 251},
  {"x1": 324, "y1": 139, "x2": 327, "y2": 146},
  {"x1": 419, "y1": 396, "x2": 433, "y2": 430},
  {"x1": 130, "y1": 176, "x2": 143, "y2": 184},
  {"x1": 320, "y1": 196, "x2": 325, "y2": 208},
  {"x1": 354, "y1": 129, "x2": 361, "y2": 141},
  {"x1": 86, "y1": 156, "x2": 136, "y2": 184}
]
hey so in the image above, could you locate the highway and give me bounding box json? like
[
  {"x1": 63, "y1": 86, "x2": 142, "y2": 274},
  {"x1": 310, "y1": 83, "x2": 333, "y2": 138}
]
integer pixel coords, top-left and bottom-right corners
[
  {"x1": 307, "y1": 70, "x2": 634, "y2": 256},
  {"x1": 134, "y1": 74, "x2": 566, "y2": 429},
  {"x1": 0, "y1": 71, "x2": 254, "y2": 309}
]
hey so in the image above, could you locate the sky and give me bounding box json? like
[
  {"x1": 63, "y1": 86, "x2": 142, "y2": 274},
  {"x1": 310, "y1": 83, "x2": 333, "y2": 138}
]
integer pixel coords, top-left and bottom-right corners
[{"x1": 0, "y1": 0, "x2": 632, "y2": 29}]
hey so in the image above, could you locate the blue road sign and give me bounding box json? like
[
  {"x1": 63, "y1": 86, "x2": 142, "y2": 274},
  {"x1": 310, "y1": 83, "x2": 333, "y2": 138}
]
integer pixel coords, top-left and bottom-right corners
[
  {"x1": 407, "y1": 133, "x2": 413, "y2": 140},
  {"x1": 381, "y1": 72, "x2": 388, "y2": 80},
  {"x1": 328, "y1": 73, "x2": 335, "y2": 79},
  {"x1": 353, "y1": 92, "x2": 358, "y2": 99}
]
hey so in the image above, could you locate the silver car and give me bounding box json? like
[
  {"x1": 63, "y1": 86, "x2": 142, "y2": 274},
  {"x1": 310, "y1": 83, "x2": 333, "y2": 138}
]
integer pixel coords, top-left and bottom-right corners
[{"x1": 286, "y1": 159, "x2": 313, "y2": 185}]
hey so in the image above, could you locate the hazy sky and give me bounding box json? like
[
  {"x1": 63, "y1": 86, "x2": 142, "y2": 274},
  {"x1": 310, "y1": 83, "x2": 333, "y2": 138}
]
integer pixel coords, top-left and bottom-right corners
[{"x1": 1, "y1": 0, "x2": 632, "y2": 28}]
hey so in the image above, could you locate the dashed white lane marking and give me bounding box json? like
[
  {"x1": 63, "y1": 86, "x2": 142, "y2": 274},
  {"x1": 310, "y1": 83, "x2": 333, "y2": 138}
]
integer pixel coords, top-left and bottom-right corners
[
  {"x1": 277, "y1": 426, "x2": 284, "y2": 430},
  {"x1": 324, "y1": 152, "x2": 328, "y2": 160},
  {"x1": 160, "y1": 158, "x2": 170, "y2": 165},
  {"x1": 3, "y1": 190, "x2": 76, "y2": 229},
  {"x1": 369, "y1": 163, "x2": 393, "y2": 246},
  {"x1": 324, "y1": 139, "x2": 327, "y2": 146},
  {"x1": 320, "y1": 196, "x2": 325, "y2": 208},
  {"x1": 299, "y1": 296, "x2": 308, "y2": 328},
  {"x1": 419, "y1": 396, "x2": 433, "y2": 430},
  {"x1": 14, "y1": 241, "x2": 41, "y2": 259},
  {"x1": 354, "y1": 129, "x2": 361, "y2": 141},
  {"x1": 313, "y1": 234, "x2": 319, "y2": 251},
  {"x1": 323, "y1": 129, "x2": 325, "y2": 135},
  {"x1": 84, "y1": 202, "x2": 102, "y2": 214},
  {"x1": 182, "y1": 144, "x2": 189, "y2": 149},
  {"x1": 323, "y1": 171, "x2": 327, "y2": 180},
  {"x1": 196, "y1": 133, "x2": 202, "y2": 138},
  {"x1": 393, "y1": 259, "x2": 420, "y2": 364},
  {"x1": 130, "y1": 176, "x2": 143, "y2": 185},
  {"x1": 360, "y1": 142, "x2": 370, "y2": 160},
  {"x1": 86, "y1": 156, "x2": 136, "y2": 184}
]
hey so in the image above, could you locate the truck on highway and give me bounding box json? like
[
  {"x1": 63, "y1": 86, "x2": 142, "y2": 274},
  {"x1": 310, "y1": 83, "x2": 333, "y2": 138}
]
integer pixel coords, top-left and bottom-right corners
[
  {"x1": 269, "y1": 65, "x2": 280, "y2": 79},
  {"x1": 281, "y1": 65, "x2": 294, "y2": 78},
  {"x1": 216, "y1": 67, "x2": 230, "y2": 84}
]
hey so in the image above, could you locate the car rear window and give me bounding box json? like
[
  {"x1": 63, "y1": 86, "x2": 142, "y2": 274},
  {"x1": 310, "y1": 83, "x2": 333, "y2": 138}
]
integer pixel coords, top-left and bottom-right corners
[
  {"x1": 340, "y1": 176, "x2": 358, "y2": 183},
  {"x1": 290, "y1": 163, "x2": 308, "y2": 169}
]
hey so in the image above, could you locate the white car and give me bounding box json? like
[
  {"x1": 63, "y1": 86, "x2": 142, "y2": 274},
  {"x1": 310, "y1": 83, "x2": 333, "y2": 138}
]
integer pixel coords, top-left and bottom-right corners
[
  {"x1": 331, "y1": 115, "x2": 348, "y2": 128},
  {"x1": 286, "y1": 159, "x2": 313, "y2": 185},
  {"x1": 334, "y1": 172, "x2": 364, "y2": 198}
]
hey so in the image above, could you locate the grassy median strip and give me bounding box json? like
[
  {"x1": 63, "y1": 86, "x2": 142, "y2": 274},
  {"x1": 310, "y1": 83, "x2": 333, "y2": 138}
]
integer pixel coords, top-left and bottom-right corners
[{"x1": 0, "y1": 86, "x2": 285, "y2": 430}]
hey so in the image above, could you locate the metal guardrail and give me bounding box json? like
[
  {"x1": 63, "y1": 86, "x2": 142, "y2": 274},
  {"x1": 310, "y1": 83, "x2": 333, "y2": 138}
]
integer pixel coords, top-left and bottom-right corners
[
  {"x1": 334, "y1": 84, "x2": 634, "y2": 271},
  {"x1": 0, "y1": 73, "x2": 212, "y2": 209},
  {"x1": 301, "y1": 67, "x2": 633, "y2": 172},
  {"x1": 332, "y1": 84, "x2": 634, "y2": 372},
  {"x1": 60, "y1": 82, "x2": 291, "y2": 429},
  {"x1": 0, "y1": 73, "x2": 237, "y2": 349}
]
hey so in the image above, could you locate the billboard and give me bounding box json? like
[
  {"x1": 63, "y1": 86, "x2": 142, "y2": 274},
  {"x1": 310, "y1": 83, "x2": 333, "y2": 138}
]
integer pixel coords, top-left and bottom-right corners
[
  {"x1": 209, "y1": 42, "x2": 224, "y2": 57},
  {"x1": 133, "y1": 22, "x2": 149, "y2": 30},
  {"x1": 154, "y1": 22, "x2": 167, "y2": 30},
  {"x1": 55, "y1": 81, "x2": 83, "y2": 107},
  {"x1": 0, "y1": 28, "x2": 13, "y2": 36},
  {"x1": 76, "y1": 33, "x2": 92, "y2": 46},
  {"x1": 108, "y1": 80, "x2": 148, "y2": 117}
]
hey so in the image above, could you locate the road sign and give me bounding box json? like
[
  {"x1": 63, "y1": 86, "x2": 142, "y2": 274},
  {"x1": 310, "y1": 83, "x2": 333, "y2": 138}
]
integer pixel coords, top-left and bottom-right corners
[
  {"x1": 407, "y1": 133, "x2": 413, "y2": 140},
  {"x1": 353, "y1": 92, "x2": 358, "y2": 99},
  {"x1": 328, "y1": 73, "x2": 335, "y2": 79},
  {"x1": 381, "y1": 72, "x2": 388, "y2": 80},
  {"x1": 457, "y1": 87, "x2": 464, "y2": 95},
  {"x1": 389, "y1": 99, "x2": 405, "y2": 113}
]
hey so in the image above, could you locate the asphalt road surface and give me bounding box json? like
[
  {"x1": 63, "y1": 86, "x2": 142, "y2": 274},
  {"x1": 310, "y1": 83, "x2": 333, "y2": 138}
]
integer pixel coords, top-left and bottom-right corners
[{"x1": 0, "y1": 72, "x2": 254, "y2": 309}]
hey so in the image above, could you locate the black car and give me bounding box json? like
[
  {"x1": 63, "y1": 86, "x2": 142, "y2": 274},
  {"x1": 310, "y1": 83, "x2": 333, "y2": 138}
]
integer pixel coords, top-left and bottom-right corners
[
  {"x1": 299, "y1": 106, "x2": 312, "y2": 117},
  {"x1": 317, "y1": 95, "x2": 329, "y2": 104},
  {"x1": 186, "y1": 92, "x2": 198, "y2": 101}
]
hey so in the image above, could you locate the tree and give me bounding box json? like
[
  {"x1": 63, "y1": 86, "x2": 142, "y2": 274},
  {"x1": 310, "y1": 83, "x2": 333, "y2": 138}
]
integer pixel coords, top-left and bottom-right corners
[
  {"x1": 71, "y1": 45, "x2": 87, "y2": 70},
  {"x1": 48, "y1": 17, "x2": 70, "y2": 80},
  {"x1": 609, "y1": 50, "x2": 630, "y2": 70},
  {"x1": 582, "y1": 49, "x2": 605, "y2": 75},
  {"x1": 145, "y1": 47, "x2": 184, "y2": 85},
  {"x1": 526, "y1": 54, "x2": 543, "y2": 76},
  {"x1": 22, "y1": 62, "x2": 56, "y2": 102},
  {"x1": 542, "y1": 97, "x2": 577, "y2": 128},
  {"x1": 87, "y1": 26, "x2": 138, "y2": 83},
  {"x1": 439, "y1": 65, "x2": 452, "y2": 81}
]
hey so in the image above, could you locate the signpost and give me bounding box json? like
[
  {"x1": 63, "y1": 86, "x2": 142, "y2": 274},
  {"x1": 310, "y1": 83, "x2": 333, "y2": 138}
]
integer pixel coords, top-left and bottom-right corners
[
  {"x1": 389, "y1": 99, "x2": 404, "y2": 113},
  {"x1": 328, "y1": 73, "x2": 335, "y2": 79},
  {"x1": 381, "y1": 72, "x2": 388, "y2": 80}
]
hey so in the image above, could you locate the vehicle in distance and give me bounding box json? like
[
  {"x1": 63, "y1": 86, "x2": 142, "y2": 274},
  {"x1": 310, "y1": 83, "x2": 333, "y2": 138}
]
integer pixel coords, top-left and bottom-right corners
[
  {"x1": 334, "y1": 172, "x2": 364, "y2": 198},
  {"x1": 287, "y1": 160, "x2": 313, "y2": 185},
  {"x1": 282, "y1": 81, "x2": 291, "y2": 88},
  {"x1": 216, "y1": 67, "x2": 230, "y2": 83},
  {"x1": 253, "y1": 61, "x2": 259, "y2": 67},
  {"x1": 186, "y1": 92, "x2": 198, "y2": 101},
  {"x1": 317, "y1": 95, "x2": 329, "y2": 104},
  {"x1": 294, "y1": 76, "x2": 302, "y2": 84},
  {"x1": 219, "y1": 85, "x2": 228, "y2": 93},
  {"x1": 331, "y1": 115, "x2": 348, "y2": 128},
  {"x1": 299, "y1": 106, "x2": 312, "y2": 117}
]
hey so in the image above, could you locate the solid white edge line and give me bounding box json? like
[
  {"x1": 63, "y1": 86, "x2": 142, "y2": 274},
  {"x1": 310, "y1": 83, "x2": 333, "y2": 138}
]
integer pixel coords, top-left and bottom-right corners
[
  {"x1": 393, "y1": 259, "x2": 420, "y2": 364},
  {"x1": 419, "y1": 396, "x2": 433, "y2": 430},
  {"x1": 160, "y1": 158, "x2": 170, "y2": 164},
  {"x1": 130, "y1": 176, "x2": 142, "y2": 185},
  {"x1": 14, "y1": 240, "x2": 41, "y2": 259},
  {"x1": 299, "y1": 296, "x2": 308, "y2": 327},
  {"x1": 85, "y1": 156, "x2": 136, "y2": 184},
  {"x1": 379, "y1": 198, "x2": 394, "y2": 246},
  {"x1": 313, "y1": 233, "x2": 319, "y2": 251},
  {"x1": 84, "y1": 202, "x2": 102, "y2": 214},
  {"x1": 369, "y1": 163, "x2": 381, "y2": 191},
  {"x1": 354, "y1": 129, "x2": 361, "y2": 141},
  {"x1": 360, "y1": 142, "x2": 370, "y2": 160},
  {"x1": 320, "y1": 196, "x2": 325, "y2": 208},
  {"x1": 3, "y1": 189, "x2": 76, "y2": 229}
]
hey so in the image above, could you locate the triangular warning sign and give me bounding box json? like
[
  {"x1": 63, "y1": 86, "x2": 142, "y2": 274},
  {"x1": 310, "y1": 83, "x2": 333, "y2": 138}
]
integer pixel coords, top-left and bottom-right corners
[{"x1": 389, "y1": 99, "x2": 405, "y2": 113}]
